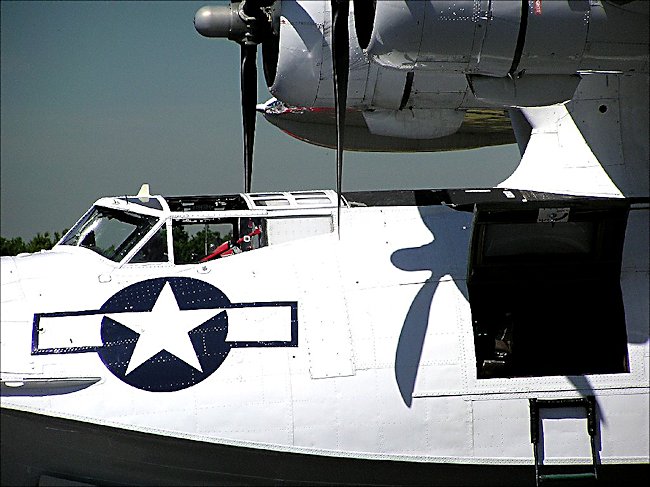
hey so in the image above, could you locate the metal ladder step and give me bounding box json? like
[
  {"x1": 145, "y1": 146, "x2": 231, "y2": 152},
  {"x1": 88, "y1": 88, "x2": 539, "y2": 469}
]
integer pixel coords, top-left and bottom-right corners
[
  {"x1": 529, "y1": 396, "x2": 599, "y2": 485},
  {"x1": 539, "y1": 472, "x2": 597, "y2": 483}
]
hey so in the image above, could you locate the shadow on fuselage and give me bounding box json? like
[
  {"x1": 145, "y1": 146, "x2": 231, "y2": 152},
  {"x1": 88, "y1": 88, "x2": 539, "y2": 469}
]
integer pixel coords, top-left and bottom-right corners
[{"x1": 390, "y1": 206, "x2": 470, "y2": 407}]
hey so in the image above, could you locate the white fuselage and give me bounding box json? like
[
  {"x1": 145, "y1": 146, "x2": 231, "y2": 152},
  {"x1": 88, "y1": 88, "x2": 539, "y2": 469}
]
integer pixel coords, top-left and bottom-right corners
[{"x1": 1, "y1": 192, "x2": 648, "y2": 468}]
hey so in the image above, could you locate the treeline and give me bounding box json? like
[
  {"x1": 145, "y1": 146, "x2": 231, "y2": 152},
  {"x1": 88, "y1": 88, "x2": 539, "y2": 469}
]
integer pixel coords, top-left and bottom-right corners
[{"x1": 1, "y1": 231, "x2": 68, "y2": 256}]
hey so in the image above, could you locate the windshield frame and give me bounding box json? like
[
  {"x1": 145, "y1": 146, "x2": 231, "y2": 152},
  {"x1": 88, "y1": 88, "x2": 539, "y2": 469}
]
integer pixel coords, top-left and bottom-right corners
[{"x1": 59, "y1": 205, "x2": 162, "y2": 263}]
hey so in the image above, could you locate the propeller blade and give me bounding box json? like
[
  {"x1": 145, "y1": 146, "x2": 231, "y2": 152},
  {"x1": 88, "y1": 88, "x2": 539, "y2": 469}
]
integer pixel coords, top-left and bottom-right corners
[
  {"x1": 331, "y1": 0, "x2": 349, "y2": 232},
  {"x1": 195, "y1": 1, "x2": 279, "y2": 192},
  {"x1": 241, "y1": 41, "x2": 258, "y2": 193}
]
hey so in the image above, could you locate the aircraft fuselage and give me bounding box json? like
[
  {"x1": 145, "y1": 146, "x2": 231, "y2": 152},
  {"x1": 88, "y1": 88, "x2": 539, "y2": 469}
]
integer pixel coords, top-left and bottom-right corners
[{"x1": 1, "y1": 188, "x2": 648, "y2": 485}]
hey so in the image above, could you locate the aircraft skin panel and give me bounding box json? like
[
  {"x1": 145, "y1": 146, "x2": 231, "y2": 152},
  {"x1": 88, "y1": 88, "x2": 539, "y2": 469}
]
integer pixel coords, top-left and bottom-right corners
[
  {"x1": 621, "y1": 208, "x2": 650, "y2": 345},
  {"x1": 597, "y1": 393, "x2": 650, "y2": 460},
  {"x1": 472, "y1": 398, "x2": 540, "y2": 459}
]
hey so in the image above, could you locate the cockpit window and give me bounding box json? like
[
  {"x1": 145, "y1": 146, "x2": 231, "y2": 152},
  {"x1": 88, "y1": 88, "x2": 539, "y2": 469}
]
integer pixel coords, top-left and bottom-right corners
[
  {"x1": 130, "y1": 225, "x2": 168, "y2": 263},
  {"x1": 172, "y1": 217, "x2": 264, "y2": 264},
  {"x1": 173, "y1": 219, "x2": 234, "y2": 265},
  {"x1": 60, "y1": 206, "x2": 159, "y2": 262}
]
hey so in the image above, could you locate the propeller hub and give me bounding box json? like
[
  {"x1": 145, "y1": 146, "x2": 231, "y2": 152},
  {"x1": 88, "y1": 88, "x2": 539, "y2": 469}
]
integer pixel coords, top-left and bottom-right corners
[
  {"x1": 194, "y1": 1, "x2": 276, "y2": 45},
  {"x1": 194, "y1": 4, "x2": 247, "y2": 41}
]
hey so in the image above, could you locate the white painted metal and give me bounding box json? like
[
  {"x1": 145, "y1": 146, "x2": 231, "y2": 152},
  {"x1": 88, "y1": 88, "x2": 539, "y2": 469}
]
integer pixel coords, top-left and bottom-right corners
[{"x1": 499, "y1": 73, "x2": 649, "y2": 198}]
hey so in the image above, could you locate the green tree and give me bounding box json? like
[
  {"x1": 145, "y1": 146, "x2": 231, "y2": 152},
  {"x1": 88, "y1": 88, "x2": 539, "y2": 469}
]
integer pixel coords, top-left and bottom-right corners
[
  {"x1": 1, "y1": 230, "x2": 68, "y2": 256},
  {"x1": 0, "y1": 236, "x2": 26, "y2": 256}
]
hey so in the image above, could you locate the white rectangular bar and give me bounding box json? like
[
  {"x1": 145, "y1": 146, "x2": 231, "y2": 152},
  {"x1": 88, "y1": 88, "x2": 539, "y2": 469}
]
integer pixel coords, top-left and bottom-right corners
[
  {"x1": 225, "y1": 306, "x2": 293, "y2": 342},
  {"x1": 37, "y1": 314, "x2": 104, "y2": 350}
]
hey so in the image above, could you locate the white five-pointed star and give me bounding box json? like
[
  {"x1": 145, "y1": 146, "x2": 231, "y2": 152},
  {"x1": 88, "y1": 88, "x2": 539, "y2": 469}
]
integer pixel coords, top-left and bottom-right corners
[{"x1": 106, "y1": 282, "x2": 223, "y2": 375}]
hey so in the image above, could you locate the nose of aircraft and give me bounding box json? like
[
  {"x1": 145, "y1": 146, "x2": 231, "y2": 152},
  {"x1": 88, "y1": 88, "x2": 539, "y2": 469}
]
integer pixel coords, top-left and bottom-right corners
[
  {"x1": 0, "y1": 256, "x2": 34, "y2": 379},
  {"x1": 1, "y1": 256, "x2": 26, "y2": 314}
]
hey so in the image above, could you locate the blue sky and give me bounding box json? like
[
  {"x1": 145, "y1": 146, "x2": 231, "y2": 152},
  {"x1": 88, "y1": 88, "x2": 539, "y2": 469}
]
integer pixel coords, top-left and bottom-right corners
[{"x1": 1, "y1": 1, "x2": 519, "y2": 239}]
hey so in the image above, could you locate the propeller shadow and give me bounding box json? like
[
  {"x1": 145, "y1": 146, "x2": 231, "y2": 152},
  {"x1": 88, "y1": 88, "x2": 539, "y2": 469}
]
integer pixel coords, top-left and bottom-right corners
[{"x1": 390, "y1": 206, "x2": 471, "y2": 407}]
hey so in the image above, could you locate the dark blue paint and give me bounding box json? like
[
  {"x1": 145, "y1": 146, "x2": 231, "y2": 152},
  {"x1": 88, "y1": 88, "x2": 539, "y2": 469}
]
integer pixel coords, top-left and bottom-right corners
[{"x1": 97, "y1": 278, "x2": 231, "y2": 392}]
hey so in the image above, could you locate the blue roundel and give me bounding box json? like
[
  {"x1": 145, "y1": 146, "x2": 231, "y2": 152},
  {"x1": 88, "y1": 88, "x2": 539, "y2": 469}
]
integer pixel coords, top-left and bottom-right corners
[{"x1": 97, "y1": 277, "x2": 232, "y2": 392}]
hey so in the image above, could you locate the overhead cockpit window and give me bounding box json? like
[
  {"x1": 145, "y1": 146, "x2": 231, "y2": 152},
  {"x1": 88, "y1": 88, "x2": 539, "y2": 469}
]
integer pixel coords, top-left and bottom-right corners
[
  {"x1": 60, "y1": 206, "x2": 158, "y2": 262},
  {"x1": 172, "y1": 217, "x2": 264, "y2": 264}
]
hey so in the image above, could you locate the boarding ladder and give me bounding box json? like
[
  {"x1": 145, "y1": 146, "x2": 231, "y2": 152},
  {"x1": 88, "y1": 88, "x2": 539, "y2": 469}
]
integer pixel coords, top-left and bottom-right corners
[{"x1": 529, "y1": 397, "x2": 599, "y2": 485}]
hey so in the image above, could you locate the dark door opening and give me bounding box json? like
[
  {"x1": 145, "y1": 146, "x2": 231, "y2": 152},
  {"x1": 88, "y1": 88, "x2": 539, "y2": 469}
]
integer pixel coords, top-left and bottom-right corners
[{"x1": 467, "y1": 199, "x2": 630, "y2": 379}]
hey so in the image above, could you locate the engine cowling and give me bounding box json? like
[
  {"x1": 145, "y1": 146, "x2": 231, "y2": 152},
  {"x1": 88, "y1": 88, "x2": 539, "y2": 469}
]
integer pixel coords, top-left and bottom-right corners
[
  {"x1": 366, "y1": 0, "x2": 648, "y2": 75},
  {"x1": 202, "y1": 1, "x2": 648, "y2": 149},
  {"x1": 269, "y1": 1, "x2": 648, "y2": 110}
]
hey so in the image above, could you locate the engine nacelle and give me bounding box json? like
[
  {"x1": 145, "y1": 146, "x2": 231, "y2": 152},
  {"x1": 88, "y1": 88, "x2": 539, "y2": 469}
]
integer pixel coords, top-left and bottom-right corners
[
  {"x1": 366, "y1": 0, "x2": 649, "y2": 76},
  {"x1": 268, "y1": 1, "x2": 648, "y2": 114},
  {"x1": 255, "y1": 1, "x2": 648, "y2": 145}
]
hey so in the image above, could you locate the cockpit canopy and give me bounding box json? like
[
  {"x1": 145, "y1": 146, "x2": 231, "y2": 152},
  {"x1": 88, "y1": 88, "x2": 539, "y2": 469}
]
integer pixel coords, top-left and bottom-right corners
[{"x1": 58, "y1": 190, "x2": 339, "y2": 265}]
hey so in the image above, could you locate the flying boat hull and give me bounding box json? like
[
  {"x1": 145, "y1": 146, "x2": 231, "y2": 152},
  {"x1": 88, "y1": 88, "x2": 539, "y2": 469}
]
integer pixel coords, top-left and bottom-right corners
[
  {"x1": 2, "y1": 189, "x2": 648, "y2": 486},
  {"x1": 4, "y1": 406, "x2": 649, "y2": 486}
]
